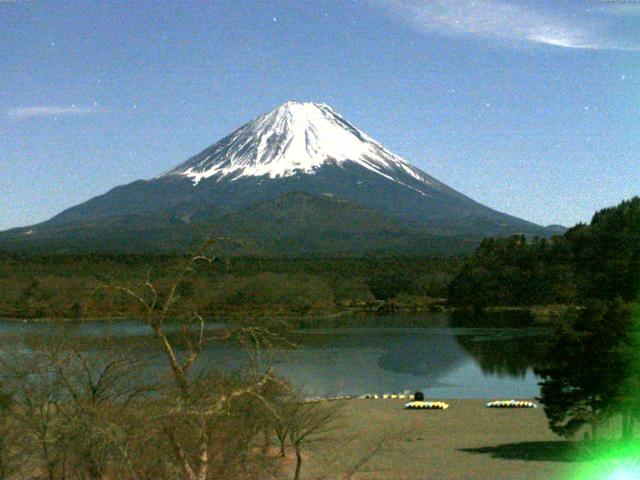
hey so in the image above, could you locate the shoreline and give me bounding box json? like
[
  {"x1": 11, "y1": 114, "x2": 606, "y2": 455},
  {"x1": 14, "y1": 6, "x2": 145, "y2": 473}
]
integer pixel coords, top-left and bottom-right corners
[
  {"x1": 313, "y1": 394, "x2": 540, "y2": 402},
  {"x1": 0, "y1": 303, "x2": 569, "y2": 324}
]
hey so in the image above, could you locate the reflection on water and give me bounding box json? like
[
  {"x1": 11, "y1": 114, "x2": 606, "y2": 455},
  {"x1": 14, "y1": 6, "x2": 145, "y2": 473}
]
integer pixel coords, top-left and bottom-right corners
[
  {"x1": 454, "y1": 333, "x2": 547, "y2": 379},
  {"x1": 377, "y1": 333, "x2": 467, "y2": 380},
  {"x1": 0, "y1": 313, "x2": 550, "y2": 399},
  {"x1": 449, "y1": 309, "x2": 549, "y2": 378}
]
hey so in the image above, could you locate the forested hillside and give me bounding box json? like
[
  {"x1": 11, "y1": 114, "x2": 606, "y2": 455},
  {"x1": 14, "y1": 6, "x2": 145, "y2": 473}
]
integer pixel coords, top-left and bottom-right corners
[{"x1": 449, "y1": 197, "x2": 640, "y2": 308}]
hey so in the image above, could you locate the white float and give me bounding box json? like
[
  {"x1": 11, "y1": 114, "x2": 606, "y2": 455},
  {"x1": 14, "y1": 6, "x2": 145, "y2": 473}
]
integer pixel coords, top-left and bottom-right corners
[
  {"x1": 404, "y1": 401, "x2": 449, "y2": 410},
  {"x1": 486, "y1": 400, "x2": 537, "y2": 408}
]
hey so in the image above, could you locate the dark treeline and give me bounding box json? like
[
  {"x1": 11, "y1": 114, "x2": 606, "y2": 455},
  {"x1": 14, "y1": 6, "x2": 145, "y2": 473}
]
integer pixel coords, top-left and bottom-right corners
[
  {"x1": 449, "y1": 197, "x2": 640, "y2": 308},
  {"x1": 0, "y1": 253, "x2": 462, "y2": 319}
]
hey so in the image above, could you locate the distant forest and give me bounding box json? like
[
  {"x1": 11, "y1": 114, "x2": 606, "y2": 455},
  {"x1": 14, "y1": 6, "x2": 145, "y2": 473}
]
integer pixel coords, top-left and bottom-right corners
[{"x1": 0, "y1": 253, "x2": 460, "y2": 320}]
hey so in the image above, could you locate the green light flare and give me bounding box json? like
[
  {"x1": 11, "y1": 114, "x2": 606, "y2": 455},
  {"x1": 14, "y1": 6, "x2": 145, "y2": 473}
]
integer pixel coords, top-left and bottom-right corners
[
  {"x1": 610, "y1": 465, "x2": 640, "y2": 480},
  {"x1": 568, "y1": 441, "x2": 640, "y2": 480},
  {"x1": 564, "y1": 305, "x2": 640, "y2": 480}
]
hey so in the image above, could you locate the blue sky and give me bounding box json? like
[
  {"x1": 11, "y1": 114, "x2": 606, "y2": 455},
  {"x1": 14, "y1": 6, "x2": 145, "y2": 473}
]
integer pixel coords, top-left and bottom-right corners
[{"x1": 1, "y1": 0, "x2": 639, "y2": 230}]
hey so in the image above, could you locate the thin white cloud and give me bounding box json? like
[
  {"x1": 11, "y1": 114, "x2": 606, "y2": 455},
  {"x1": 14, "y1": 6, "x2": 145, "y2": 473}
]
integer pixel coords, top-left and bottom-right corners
[
  {"x1": 373, "y1": 0, "x2": 640, "y2": 51},
  {"x1": 7, "y1": 105, "x2": 103, "y2": 118}
]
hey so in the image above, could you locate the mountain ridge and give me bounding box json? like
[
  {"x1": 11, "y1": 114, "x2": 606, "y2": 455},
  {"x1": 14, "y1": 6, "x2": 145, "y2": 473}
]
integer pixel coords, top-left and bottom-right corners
[{"x1": 0, "y1": 100, "x2": 562, "y2": 255}]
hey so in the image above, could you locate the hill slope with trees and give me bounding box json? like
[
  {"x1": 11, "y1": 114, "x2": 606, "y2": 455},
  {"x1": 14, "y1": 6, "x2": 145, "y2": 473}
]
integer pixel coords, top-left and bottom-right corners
[{"x1": 448, "y1": 197, "x2": 640, "y2": 308}]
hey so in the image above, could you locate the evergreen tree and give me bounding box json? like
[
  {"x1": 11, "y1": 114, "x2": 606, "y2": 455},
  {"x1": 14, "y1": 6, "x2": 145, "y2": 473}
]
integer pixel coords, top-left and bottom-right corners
[{"x1": 535, "y1": 300, "x2": 634, "y2": 439}]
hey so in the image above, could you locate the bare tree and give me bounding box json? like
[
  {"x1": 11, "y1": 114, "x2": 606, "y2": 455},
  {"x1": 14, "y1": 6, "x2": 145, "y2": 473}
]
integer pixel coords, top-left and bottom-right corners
[
  {"x1": 0, "y1": 242, "x2": 340, "y2": 479},
  {"x1": 287, "y1": 401, "x2": 340, "y2": 480},
  {"x1": 2, "y1": 344, "x2": 69, "y2": 480},
  {"x1": 95, "y1": 242, "x2": 291, "y2": 480},
  {"x1": 274, "y1": 406, "x2": 292, "y2": 459},
  {"x1": 52, "y1": 349, "x2": 153, "y2": 480},
  {"x1": 0, "y1": 390, "x2": 21, "y2": 480},
  {"x1": 1, "y1": 332, "x2": 154, "y2": 480}
]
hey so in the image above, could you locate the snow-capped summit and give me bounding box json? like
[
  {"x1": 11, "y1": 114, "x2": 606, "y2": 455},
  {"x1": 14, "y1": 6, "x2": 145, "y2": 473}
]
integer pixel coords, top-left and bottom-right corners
[
  {"x1": 162, "y1": 101, "x2": 436, "y2": 192},
  {"x1": 3, "y1": 99, "x2": 553, "y2": 254}
]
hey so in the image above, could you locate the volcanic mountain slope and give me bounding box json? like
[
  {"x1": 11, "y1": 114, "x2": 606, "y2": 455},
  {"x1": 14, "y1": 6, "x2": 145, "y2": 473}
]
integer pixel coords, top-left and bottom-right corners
[
  {"x1": 0, "y1": 192, "x2": 474, "y2": 255},
  {"x1": 0, "y1": 101, "x2": 557, "y2": 254}
]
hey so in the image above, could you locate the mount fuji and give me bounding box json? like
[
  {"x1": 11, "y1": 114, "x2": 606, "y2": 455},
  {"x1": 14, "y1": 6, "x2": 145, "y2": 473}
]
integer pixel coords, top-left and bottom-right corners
[{"x1": 0, "y1": 101, "x2": 557, "y2": 255}]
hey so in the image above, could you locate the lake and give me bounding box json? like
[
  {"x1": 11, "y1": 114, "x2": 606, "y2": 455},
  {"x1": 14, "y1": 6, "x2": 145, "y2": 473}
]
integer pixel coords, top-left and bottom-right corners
[{"x1": 0, "y1": 313, "x2": 550, "y2": 399}]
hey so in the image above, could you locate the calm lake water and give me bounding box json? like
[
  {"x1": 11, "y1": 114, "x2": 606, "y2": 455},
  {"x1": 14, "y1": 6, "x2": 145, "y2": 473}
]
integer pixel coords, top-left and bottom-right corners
[{"x1": 0, "y1": 313, "x2": 550, "y2": 399}]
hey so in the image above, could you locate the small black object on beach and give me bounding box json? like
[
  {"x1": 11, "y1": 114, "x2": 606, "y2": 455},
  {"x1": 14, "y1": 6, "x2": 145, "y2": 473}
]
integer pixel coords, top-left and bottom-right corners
[{"x1": 414, "y1": 391, "x2": 424, "y2": 401}]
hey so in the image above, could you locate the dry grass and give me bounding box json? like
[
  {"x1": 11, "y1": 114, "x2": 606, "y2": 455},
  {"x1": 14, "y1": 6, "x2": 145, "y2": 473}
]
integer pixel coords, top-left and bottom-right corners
[{"x1": 294, "y1": 399, "x2": 589, "y2": 480}]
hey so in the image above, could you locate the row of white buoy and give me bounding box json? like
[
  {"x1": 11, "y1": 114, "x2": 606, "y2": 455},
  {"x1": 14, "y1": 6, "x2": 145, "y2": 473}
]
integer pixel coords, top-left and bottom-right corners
[
  {"x1": 305, "y1": 395, "x2": 353, "y2": 403},
  {"x1": 404, "y1": 401, "x2": 449, "y2": 410},
  {"x1": 307, "y1": 394, "x2": 538, "y2": 409},
  {"x1": 360, "y1": 393, "x2": 413, "y2": 400},
  {"x1": 486, "y1": 400, "x2": 537, "y2": 408},
  {"x1": 360, "y1": 395, "x2": 539, "y2": 409},
  {"x1": 305, "y1": 394, "x2": 407, "y2": 402}
]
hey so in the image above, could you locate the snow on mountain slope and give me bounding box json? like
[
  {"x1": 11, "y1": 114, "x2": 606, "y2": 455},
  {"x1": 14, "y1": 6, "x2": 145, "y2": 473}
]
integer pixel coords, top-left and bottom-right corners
[
  {"x1": 162, "y1": 101, "x2": 440, "y2": 195},
  {"x1": 0, "y1": 99, "x2": 553, "y2": 253}
]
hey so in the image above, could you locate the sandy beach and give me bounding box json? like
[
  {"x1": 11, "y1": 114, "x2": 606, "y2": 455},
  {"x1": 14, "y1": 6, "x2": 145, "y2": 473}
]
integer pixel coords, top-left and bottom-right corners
[{"x1": 298, "y1": 399, "x2": 586, "y2": 480}]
